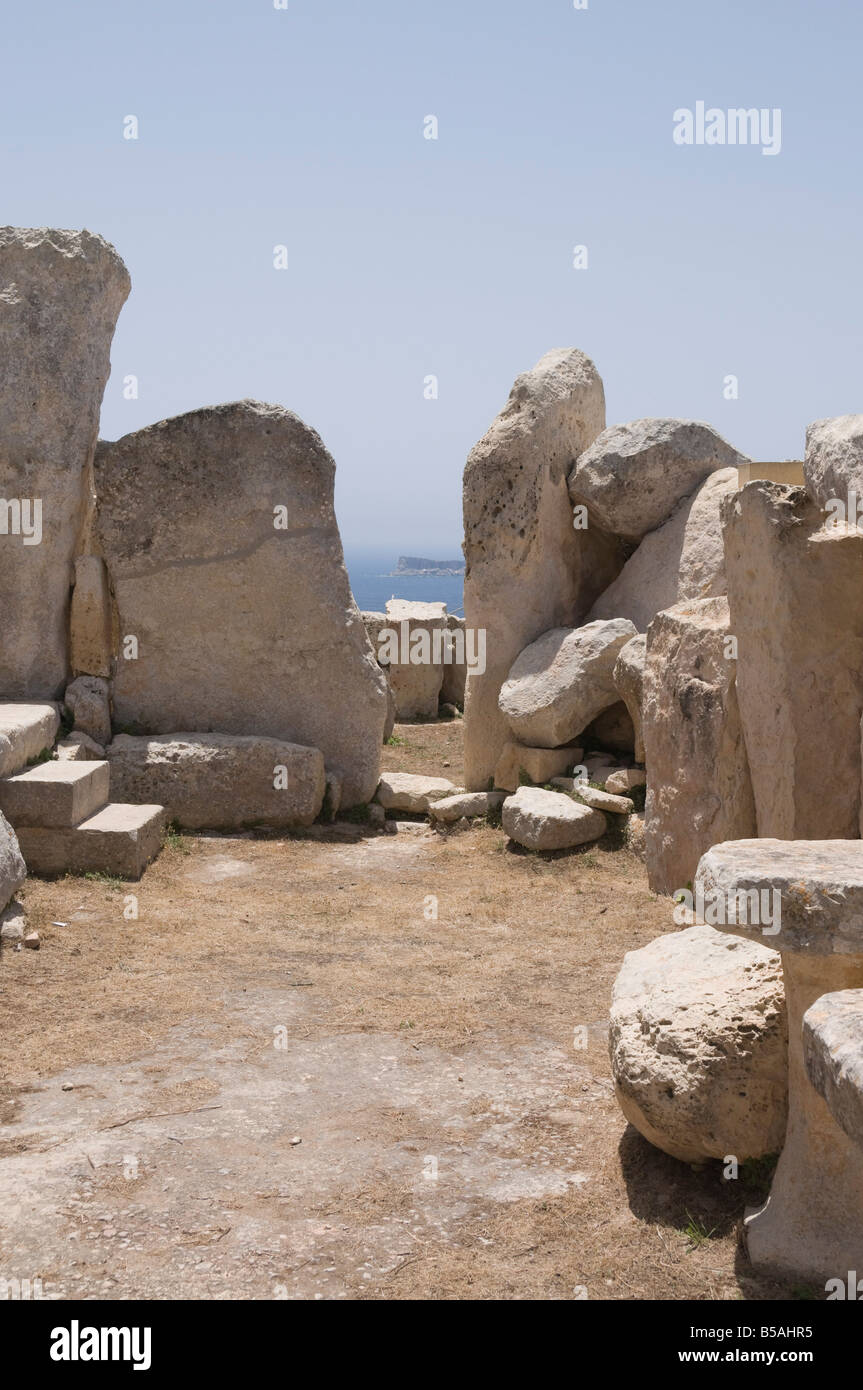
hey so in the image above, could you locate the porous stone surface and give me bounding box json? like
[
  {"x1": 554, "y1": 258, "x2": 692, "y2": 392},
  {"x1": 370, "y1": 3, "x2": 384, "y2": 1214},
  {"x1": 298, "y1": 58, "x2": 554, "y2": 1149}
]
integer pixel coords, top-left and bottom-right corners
[
  {"x1": 493, "y1": 742, "x2": 581, "y2": 794},
  {"x1": 610, "y1": 925, "x2": 787, "y2": 1163},
  {"x1": 605, "y1": 767, "x2": 645, "y2": 795},
  {"x1": 0, "y1": 899, "x2": 26, "y2": 944},
  {"x1": 70, "y1": 556, "x2": 113, "y2": 678},
  {"x1": 0, "y1": 703, "x2": 60, "y2": 777},
  {"x1": 0, "y1": 759, "x2": 109, "y2": 829},
  {"x1": 380, "y1": 600, "x2": 447, "y2": 719},
  {"x1": 568, "y1": 418, "x2": 746, "y2": 543},
  {"x1": 804, "y1": 414, "x2": 863, "y2": 511},
  {"x1": 804, "y1": 990, "x2": 863, "y2": 1149},
  {"x1": 643, "y1": 598, "x2": 756, "y2": 895},
  {"x1": 462, "y1": 348, "x2": 620, "y2": 789},
  {"x1": 723, "y1": 482, "x2": 863, "y2": 839},
  {"x1": 374, "y1": 773, "x2": 460, "y2": 813},
  {"x1": 107, "y1": 733, "x2": 325, "y2": 830},
  {"x1": 587, "y1": 467, "x2": 738, "y2": 630},
  {"x1": 572, "y1": 784, "x2": 634, "y2": 814},
  {"x1": 428, "y1": 790, "x2": 506, "y2": 823},
  {"x1": 499, "y1": 620, "x2": 637, "y2": 748},
  {"x1": 612, "y1": 634, "x2": 647, "y2": 763},
  {"x1": 0, "y1": 228, "x2": 130, "y2": 698},
  {"x1": 64, "y1": 675, "x2": 111, "y2": 746},
  {"x1": 0, "y1": 810, "x2": 26, "y2": 912},
  {"x1": 94, "y1": 401, "x2": 388, "y2": 807},
  {"x1": 53, "y1": 732, "x2": 105, "y2": 761},
  {"x1": 16, "y1": 803, "x2": 165, "y2": 879},
  {"x1": 501, "y1": 786, "x2": 606, "y2": 850}
]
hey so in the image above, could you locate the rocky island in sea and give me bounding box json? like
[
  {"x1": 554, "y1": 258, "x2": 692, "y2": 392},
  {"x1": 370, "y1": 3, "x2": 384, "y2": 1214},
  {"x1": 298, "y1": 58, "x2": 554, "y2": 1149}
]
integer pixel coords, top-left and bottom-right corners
[{"x1": 392, "y1": 555, "x2": 465, "y2": 577}]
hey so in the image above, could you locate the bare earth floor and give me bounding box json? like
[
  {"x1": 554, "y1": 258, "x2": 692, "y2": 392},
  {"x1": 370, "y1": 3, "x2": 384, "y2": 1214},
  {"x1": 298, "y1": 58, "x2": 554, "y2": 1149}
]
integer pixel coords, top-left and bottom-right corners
[{"x1": 0, "y1": 721, "x2": 802, "y2": 1301}]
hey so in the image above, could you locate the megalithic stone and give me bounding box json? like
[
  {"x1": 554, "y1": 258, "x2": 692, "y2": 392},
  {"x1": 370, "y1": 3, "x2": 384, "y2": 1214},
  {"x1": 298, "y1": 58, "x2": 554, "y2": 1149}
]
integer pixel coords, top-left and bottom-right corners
[
  {"x1": 0, "y1": 228, "x2": 130, "y2": 698},
  {"x1": 696, "y1": 838, "x2": 863, "y2": 1285}
]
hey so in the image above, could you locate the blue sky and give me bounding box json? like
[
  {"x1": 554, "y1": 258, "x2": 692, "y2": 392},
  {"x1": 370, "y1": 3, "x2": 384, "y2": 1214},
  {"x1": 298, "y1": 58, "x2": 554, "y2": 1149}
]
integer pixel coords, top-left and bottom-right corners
[{"x1": 3, "y1": 0, "x2": 861, "y2": 550}]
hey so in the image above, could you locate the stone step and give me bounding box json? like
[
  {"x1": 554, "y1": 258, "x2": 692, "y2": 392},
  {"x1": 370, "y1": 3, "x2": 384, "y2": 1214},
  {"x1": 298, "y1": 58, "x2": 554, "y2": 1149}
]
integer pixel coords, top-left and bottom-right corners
[
  {"x1": 0, "y1": 702, "x2": 60, "y2": 778},
  {"x1": 15, "y1": 803, "x2": 166, "y2": 879},
  {"x1": 0, "y1": 759, "x2": 110, "y2": 828}
]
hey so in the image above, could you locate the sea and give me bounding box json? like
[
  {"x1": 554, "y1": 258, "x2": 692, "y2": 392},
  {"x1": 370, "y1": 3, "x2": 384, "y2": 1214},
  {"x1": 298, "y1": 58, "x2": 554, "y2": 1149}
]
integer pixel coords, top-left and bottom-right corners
[{"x1": 344, "y1": 548, "x2": 465, "y2": 616}]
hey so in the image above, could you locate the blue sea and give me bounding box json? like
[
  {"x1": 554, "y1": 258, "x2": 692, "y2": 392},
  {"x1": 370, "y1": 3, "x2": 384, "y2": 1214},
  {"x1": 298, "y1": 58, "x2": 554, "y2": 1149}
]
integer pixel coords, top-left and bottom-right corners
[{"x1": 344, "y1": 549, "x2": 465, "y2": 616}]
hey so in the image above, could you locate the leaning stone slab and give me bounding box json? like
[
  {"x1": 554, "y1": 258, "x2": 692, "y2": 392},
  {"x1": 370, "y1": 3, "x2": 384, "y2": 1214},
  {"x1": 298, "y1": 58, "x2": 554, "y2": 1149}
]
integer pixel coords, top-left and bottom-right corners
[
  {"x1": 0, "y1": 703, "x2": 60, "y2": 777},
  {"x1": 493, "y1": 742, "x2": 582, "y2": 793},
  {"x1": 568, "y1": 418, "x2": 746, "y2": 543},
  {"x1": 107, "y1": 733, "x2": 325, "y2": 830},
  {"x1": 0, "y1": 810, "x2": 26, "y2": 912},
  {"x1": 499, "y1": 620, "x2": 636, "y2": 748},
  {"x1": 0, "y1": 228, "x2": 130, "y2": 698},
  {"x1": 804, "y1": 414, "x2": 863, "y2": 512},
  {"x1": 696, "y1": 839, "x2": 863, "y2": 1284},
  {"x1": 70, "y1": 556, "x2": 113, "y2": 678},
  {"x1": 643, "y1": 598, "x2": 756, "y2": 895},
  {"x1": 723, "y1": 481, "x2": 863, "y2": 838},
  {"x1": 612, "y1": 634, "x2": 647, "y2": 763},
  {"x1": 462, "y1": 348, "x2": 620, "y2": 790},
  {"x1": 804, "y1": 990, "x2": 863, "y2": 1151},
  {"x1": 94, "y1": 401, "x2": 388, "y2": 807},
  {"x1": 429, "y1": 790, "x2": 506, "y2": 823},
  {"x1": 374, "y1": 773, "x2": 460, "y2": 812},
  {"x1": 610, "y1": 924, "x2": 787, "y2": 1164},
  {"x1": 502, "y1": 786, "x2": 606, "y2": 850}
]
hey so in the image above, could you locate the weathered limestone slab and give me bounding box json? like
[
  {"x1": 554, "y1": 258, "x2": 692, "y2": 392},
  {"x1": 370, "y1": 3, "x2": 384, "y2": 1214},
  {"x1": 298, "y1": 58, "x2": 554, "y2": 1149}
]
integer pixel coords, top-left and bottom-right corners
[
  {"x1": 64, "y1": 675, "x2": 111, "y2": 746},
  {"x1": 94, "y1": 402, "x2": 388, "y2": 806},
  {"x1": 568, "y1": 418, "x2": 746, "y2": 543},
  {"x1": 107, "y1": 732, "x2": 325, "y2": 830},
  {"x1": 381, "y1": 600, "x2": 447, "y2": 719},
  {"x1": 499, "y1": 620, "x2": 636, "y2": 748},
  {"x1": 0, "y1": 759, "x2": 109, "y2": 828},
  {"x1": 804, "y1": 990, "x2": 863, "y2": 1151},
  {"x1": 493, "y1": 742, "x2": 582, "y2": 793},
  {"x1": 588, "y1": 467, "x2": 737, "y2": 630},
  {"x1": 573, "y1": 783, "x2": 634, "y2": 814},
  {"x1": 374, "y1": 772, "x2": 459, "y2": 812},
  {"x1": 0, "y1": 703, "x2": 60, "y2": 777},
  {"x1": 723, "y1": 482, "x2": 863, "y2": 838},
  {"x1": 804, "y1": 414, "x2": 863, "y2": 511},
  {"x1": 0, "y1": 810, "x2": 26, "y2": 912},
  {"x1": 0, "y1": 228, "x2": 130, "y2": 698},
  {"x1": 696, "y1": 839, "x2": 863, "y2": 1284},
  {"x1": 605, "y1": 767, "x2": 645, "y2": 795},
  {"x1": 429, "y1": 790, "x2": 506, "y2": 823},
  {"x1": 70, "y1": 556, "x2": 113, "y2": 677},
  {"x1": 502, "y1": 786, "x2": 606, "y2": 850},
  {"x1": 612, "y1": 634, "x2": 647, "y2": 762},
  {"x1": 462, "y1": 348, "x2": 620, "y2": 789},
  {"x1": 610, "y1": 924, "x2": 787, "y2": 1163},
  {"x1": 643, "y1": 598, "x2": 756, "y2": 895},
  {"x1": 17, "y1": 803, "x2": 165, "y2": 879}
]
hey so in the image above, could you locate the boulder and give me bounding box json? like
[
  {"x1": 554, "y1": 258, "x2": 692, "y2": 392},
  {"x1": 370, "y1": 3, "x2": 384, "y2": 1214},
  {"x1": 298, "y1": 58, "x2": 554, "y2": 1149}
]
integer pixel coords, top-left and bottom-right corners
[
  {"x1": 462, "y1": 348, "x2": 621, "y2": 789},
  {"x1": 0, "y1": 900, "x2": 26, "y2": 944},
  {"x1": 612, "y1": 634, "x2": 647, "y2": 762},
  {"x1": 587, "y1": 467, "x2": 738, "y2": 630},
  {"x1": 94, "y1": 401, "x2": 388, "y2": 806},
  {"x1": 609, "y1": 924, "x2": 787, "y2": 1164},
  {"x1": 804, "y1": 414, "x2": 863, "y2": 511},
  {"x1": 374, "y1": 773, "x2": 460, "y2": 813},
  {"x1": 499, "y1": 620, "x2": 637, "y2": 748},
  {"x1": 70, "y1": 556, "x2": 113, "y2": 678},
  {"x1": 106, "y1": 732, "x2": 325, "y2": 830},
  {"x1": 64, "y1": 675, "x2": 111, "y2": 746},
  {"x1": 0, "y1": 809, "x2": 26, "y2": 912},
  {"x1": 571, "y1": 783, "x2": 634, "y2": 814},
  {"x1": 0, "y1": 228, "x2": 130, "y2": 698},
  {"x1": 502, "y1": 786, "x2": 606, "y2": 850},
  {"x1": 493, "y1": 741, "x2": 582, "y2": 793},
  {"x1": 429, "y1": 790, "x2": 506, "y2": 823},
  {"x1": 605, "y1": 767, "x2": 645, "y2": 795},
  {"x1": 643, "y1": 598, "x2": 756, "y2": 894},
  {"x1": 723, "y1": 482, "x2": 863, "y2": 838}
]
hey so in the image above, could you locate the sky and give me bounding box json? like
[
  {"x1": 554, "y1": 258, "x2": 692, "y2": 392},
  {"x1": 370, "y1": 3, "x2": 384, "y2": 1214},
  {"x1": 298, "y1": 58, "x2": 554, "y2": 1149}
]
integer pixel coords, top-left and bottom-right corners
[{"x1": 3, "y1": 0, "x2": 862, "y2": 552}]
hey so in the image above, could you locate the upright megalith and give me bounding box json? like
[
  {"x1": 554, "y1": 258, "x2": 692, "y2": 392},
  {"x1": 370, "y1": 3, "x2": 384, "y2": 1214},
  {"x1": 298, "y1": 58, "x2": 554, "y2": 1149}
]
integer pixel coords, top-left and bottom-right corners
[
  {"x1": 462, "y1": 348, "x2": 619, "y2": 789},
  {"x1": 94, "y1": 401, "x2": 388, "y2": 806},
  {"x1": 0, "y1": 228, "x2": 130, "y2": 698},
  {"x1": 723, "y1": 481, "x2": 863, "y2": 839}
]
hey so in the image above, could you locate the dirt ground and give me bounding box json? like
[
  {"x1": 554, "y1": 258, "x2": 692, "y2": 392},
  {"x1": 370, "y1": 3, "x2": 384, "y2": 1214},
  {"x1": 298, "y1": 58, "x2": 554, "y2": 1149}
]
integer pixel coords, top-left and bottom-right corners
[{"x1": 0, "y1": 720, "x2": 802, "y2": 1301}]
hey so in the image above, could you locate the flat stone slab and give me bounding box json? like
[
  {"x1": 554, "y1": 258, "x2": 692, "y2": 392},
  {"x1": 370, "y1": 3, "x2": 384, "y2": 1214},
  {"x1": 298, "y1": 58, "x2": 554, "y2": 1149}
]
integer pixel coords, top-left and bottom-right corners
[
  {"x1": 502, "y1": 786, "x2": 606, "y2": 851},
  {"x1": 695, "y1": 839, "x2": 863, "y2": 955},
  {"x1": 567, "y1": 783, "x2": 634, "y2": 814},
  {"x1": 804, "y1": 989, "x2": 863, "y2": 1149},
  {"x1": 429, "y1": 791, "x2": 506, "y2": 823},
  {"x1": 0, "y1": 703, "x2": 60, "y2": 778},
  {"x1": 375, "y1": 773, "x2": 460, "y2": 812},
  {"x1": 0, "y1": 759, "x2": 109, "y2": 829},
  {"x1": 17, "y1": 803, "x2": 165, "y2": 879}
]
